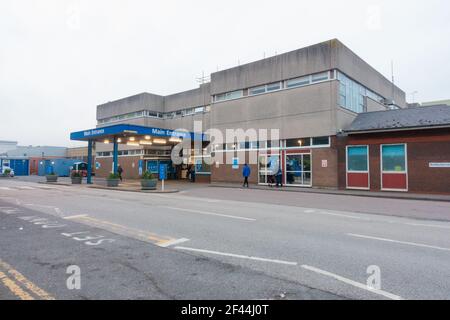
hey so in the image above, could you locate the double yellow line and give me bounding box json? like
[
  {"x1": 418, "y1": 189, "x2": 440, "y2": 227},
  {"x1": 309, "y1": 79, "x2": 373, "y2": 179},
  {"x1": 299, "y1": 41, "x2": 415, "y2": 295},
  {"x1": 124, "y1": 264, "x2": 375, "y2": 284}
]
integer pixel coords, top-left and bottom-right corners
[{"x1": 0, "y1": 259, "x2": 54, "y2": 300}]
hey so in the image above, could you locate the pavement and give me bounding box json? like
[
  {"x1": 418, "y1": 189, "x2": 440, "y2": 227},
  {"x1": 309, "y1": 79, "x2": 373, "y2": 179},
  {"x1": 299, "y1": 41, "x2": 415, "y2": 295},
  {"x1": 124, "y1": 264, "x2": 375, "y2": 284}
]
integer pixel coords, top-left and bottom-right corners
[
  {"x1": 210, "y1": 182, "x2": 450, "y2": 202},
  {"x1": 1, "y1": 177, "x2": 450, "y2": 300}
]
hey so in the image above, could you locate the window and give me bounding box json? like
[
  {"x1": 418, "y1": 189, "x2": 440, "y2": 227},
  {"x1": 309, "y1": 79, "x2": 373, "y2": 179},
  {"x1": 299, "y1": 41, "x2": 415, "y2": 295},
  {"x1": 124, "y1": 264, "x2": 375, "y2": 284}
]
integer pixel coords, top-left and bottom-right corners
[
  {"x1": 266, "y1": 82, "x2": 281, "y2": 92},
  {"x1": 312, "y1": 136, "x2": 330, "y2": 146},
  {"x1": 381, "y1": 144, "x2": 406, "y2": 172},
  {"x1": 311, "y1": 72, "x2": 329, "y2": 83},
  {"x1": 249, "y1": 86, "x2": 266, "y2": 95},
  {"x1": 337, "y1": 72, "x2": 385, "y2": 114},
  {"x1": 226, "y1": 90, "x2": 243, "y2": 100},
  {"x1": 286, "y1": 138, "x2": 310, "y2": 148},
  {"x1": 214, "y1": 93, "x2": 226, "y2": 102},
  {"x1": 250, "y1": 141, "x2": 259, "y2": 149},
  {"x1": 347, "y1": 146, "x2": 368, "y2": 172},
  {"x1": 286, "y1": 76, "x2": 310, "y2": 88},
  {"x1": 194, "y1": 106, "x2": 205, "y2": 113},
  {"x1": 249, "y1": 82, "x2": 281, "y2": 96},
  {"x1": 214, "y1": 90, "x2": 243, "y2": 102}
]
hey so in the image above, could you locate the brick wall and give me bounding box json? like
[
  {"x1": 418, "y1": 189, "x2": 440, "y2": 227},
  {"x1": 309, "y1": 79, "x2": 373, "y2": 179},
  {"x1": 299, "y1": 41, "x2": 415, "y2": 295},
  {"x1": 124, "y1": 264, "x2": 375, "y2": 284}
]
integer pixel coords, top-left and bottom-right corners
[
  {"x1": 340, "y1": 129, "x2": 450, "y2": 194},
  {"x1": 96, "y1": 156, "x2": 141, "y2": 179}
]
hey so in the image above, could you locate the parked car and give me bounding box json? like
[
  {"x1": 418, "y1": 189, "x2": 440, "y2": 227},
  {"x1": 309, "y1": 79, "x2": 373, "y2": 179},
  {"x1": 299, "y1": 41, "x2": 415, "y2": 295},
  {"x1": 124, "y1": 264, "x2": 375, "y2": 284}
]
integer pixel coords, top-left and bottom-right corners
[{"x1": 1, "y1": 166, "x2": 15, "y2": 177}]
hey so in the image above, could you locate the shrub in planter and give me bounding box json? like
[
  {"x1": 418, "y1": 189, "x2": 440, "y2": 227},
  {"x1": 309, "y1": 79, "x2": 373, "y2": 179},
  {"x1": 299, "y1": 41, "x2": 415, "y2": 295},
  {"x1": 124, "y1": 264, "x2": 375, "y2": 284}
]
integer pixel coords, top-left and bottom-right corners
[
  {"x1": 107, "y1": 173, "x2": 120, "y2": 187},
  {"x1": 1, "y1": 169, "x2": 11, "y2": 178},
  {"x1": 71, "y1": 171, "x2": 82, "y2": 184},
  {"x1": 140, "y1": 171, "x2": 157, "y2": 190},
  {"x1": 46, "y1": 173, "x2": 58, "y2": 183}
]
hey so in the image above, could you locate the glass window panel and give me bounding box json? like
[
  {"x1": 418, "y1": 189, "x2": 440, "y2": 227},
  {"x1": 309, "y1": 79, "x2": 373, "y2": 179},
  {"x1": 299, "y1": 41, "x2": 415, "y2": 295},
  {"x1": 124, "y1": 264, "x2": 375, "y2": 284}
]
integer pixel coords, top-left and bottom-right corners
[
  {"x1": 286, "y1": 76, "x2": 310, "y2": 88},
  {"x1": 249, "y1": 86, "x2": 266, "y2": 95},
  {"x1": 312, "y1": 136, "x2": 330, "y2": 146},
  {"x1": 225, "y1": 90, "x2": 243, "y2": 100},
  {"x1": 311, "y1": 72, "x2": 329, "y2": 82},
  {"x1": 266, "y1": 82, "x2": 281, "y2": 92},
  {"x1": 302, "y1": 154, "x2": 311, "y2": 171},
  {"x1": 303, "y1": 172, "x2": 311, "y2": 185},
  {"x1": 382, "y1": 145, "x2": 406, "y2": 172},
  {"x1": 347, "y1": 146, "x2": 368, "y2": 172},
  {"x1": 286, "y1": 138, "x2": 311, "y2": 148},
  {"x1": 215, "y1": 94, "x2": 226, "y2": 102}
]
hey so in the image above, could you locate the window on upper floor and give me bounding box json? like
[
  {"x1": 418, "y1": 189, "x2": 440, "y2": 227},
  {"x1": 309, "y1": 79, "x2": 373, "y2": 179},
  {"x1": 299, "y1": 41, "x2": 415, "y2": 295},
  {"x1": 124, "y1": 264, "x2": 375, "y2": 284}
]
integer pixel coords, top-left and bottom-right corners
[
  {"x1": 311, "y1": 72, "x2": 329, "y2": 83},
  {"x1": 286, "y1": 76, "x2": 310, "y2": 89},
  {"x1": 266, "y1": 82, "x2": 281, "y2": 92},
  {"x1": 338, "y1": 72, "x2": 366, "y2": 113},
  {"x1": 249, "y1": 82, "x2": 282, "y2": 96},
  {"x1": 214, "y1": 90, "x2": 243, "y2": 102}
]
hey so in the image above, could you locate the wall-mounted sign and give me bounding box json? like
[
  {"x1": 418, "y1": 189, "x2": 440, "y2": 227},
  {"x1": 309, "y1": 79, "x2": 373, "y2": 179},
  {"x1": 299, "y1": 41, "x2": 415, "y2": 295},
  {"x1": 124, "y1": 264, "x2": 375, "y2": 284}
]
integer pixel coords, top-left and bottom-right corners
[
  {"x1": 322, "y1": 160, "x2": 328, "y2": 168},
  {"x1": 429, "y1": 162, "x2": 450, "y2": 168},
  {"x1": 232, "y1": 157, "x2": 239, "y2": 169},
  {"x1": 95, "y1": 162, "x2": 101, "y2": 170}
]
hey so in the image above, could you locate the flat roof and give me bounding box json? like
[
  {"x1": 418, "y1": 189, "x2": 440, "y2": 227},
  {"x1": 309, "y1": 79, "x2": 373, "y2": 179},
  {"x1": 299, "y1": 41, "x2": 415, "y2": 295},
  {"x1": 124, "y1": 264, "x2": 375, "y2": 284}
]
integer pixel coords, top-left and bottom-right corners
[
  {"x1": 70, "y1": 124, "x2": 205, "y2": 142},
  {"x1": 345, "y1": 105, "x2": 450, "y2": 134}
]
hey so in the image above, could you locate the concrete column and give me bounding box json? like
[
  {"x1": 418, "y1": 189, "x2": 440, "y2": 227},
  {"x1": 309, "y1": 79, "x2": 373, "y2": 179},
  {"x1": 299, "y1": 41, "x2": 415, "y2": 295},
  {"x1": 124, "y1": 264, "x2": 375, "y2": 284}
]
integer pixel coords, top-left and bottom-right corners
[
  {"x1": 113, "y1": 137, "x2": 118, "y2": 174},
  {"x1": 87, "y1": 140, "x2": 93, "y2": 184}
]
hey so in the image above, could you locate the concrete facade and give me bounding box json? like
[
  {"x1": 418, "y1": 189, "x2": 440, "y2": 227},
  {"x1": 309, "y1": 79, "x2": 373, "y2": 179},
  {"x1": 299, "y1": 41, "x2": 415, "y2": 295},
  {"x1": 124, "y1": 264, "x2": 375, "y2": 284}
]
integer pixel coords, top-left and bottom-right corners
[{"x1": 89, "y1": 39, "x2": 407, "y2": 188}]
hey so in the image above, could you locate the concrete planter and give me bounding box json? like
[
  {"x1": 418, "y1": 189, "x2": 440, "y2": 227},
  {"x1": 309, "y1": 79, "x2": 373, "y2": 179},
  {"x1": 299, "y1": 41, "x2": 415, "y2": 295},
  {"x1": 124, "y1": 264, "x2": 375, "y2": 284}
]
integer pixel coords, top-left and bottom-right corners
[
  {"x1": 46, "y1": 175, "x2": 58, "y2": 183},
  {"x1": 71, "y1": 176, "x2": 82, "y2": 184},
  {"x1": 141, "y1": 179, "x2": 157, "y2": 190},
  {"x1": 106, "y1": 179, "x2": 120, "y2": 187}
]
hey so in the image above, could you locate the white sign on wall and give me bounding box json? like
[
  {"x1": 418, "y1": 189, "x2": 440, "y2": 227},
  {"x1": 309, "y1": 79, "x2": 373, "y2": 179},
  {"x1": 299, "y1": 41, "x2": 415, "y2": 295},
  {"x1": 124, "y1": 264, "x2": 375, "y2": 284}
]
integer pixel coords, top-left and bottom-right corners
[
  {"x1": 322, "y1": 160, "x2": 328, "y2": 168},
  {"x1": 429, "y1": 162, "x2": 450, "y2": 168}
]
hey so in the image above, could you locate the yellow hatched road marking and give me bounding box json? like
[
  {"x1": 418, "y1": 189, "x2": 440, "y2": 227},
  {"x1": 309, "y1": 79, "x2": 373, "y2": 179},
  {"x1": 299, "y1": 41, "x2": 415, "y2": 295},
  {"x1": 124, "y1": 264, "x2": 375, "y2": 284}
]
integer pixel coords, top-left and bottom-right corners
[
  {"x1": 0, "y1": 259, "x2": 55, "y2": 300},
  {"x1": 0, "y1": 270, "x2": 35, "y2": 300}
]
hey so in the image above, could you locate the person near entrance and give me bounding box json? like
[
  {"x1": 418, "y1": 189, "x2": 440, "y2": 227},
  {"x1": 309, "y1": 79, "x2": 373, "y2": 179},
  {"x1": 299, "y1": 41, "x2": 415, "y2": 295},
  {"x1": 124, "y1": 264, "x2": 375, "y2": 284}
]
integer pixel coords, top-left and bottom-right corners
[
  {"x1": 117, "y1": 165, "x2": 123, "y2": 181},
  {"x1": 275, "y1": 167, "x2": 283, "y2": 187},
  {"x1": 242, "y1": 163, "x2": 251, "y2": 188}
]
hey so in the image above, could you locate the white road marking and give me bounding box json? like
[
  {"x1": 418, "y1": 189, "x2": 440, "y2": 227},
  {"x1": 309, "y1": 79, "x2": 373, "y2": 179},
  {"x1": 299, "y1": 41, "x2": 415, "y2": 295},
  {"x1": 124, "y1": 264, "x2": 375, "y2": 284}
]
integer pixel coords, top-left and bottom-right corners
[
  {"x1": 158, "y1": 238, "x2": 190, "y2": 248},
  {"x1": 0, "y1": 187, "x2": 12, "y2": 190},
  {"x1": 174, "y1": 246, "x2": 298, "y2": 266},
  {"x1": 405, "y1": 222, "x2": 450, "y2": 230},
  {"x1": 301, "y1": 265, "x2": 403, "y2": 300},
  {"x1": 63, "y1": 214, "x2": 89, "y2": 220},
  {"x1": 153, "y1": 194, "x2": 222, "y2": 203},
  {"x1": 347, "y1": 233, "x2": 450, "y2": 252},
  {"x1": 17, "y1": 186, "x2": 35, "y2": 190},
  {"x1": 314, "y1": 210, "x2": 370, "y2": 221},
  {"x1": 162, "y1": 206, "x2": 256, "y2": 221}
]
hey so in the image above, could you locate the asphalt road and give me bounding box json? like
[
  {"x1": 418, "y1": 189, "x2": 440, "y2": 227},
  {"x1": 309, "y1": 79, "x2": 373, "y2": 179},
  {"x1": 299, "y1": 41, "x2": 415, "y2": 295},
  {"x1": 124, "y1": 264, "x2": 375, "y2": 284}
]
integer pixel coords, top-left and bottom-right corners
[{"x1": 1, "y1": 178, "x2": 450, "y2": 300}]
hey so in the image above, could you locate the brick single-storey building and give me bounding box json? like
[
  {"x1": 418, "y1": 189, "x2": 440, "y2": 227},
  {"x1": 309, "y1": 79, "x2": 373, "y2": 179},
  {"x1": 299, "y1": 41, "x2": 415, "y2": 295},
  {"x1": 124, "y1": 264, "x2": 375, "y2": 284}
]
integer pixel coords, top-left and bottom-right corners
[{"x1": 339, "y1": 105, "x2": 450, "y2": 194}]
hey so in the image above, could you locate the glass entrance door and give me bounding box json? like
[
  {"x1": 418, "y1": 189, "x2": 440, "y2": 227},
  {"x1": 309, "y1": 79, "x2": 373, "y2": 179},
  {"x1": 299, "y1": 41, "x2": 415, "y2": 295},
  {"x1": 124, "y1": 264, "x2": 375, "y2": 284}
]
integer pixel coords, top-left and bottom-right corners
[
  {"x1": 285, "y1": 153, "x2": 311, "y2": 187},
  {"x1": 258, "y1": 154, "x2": 280, "y2": 184}
]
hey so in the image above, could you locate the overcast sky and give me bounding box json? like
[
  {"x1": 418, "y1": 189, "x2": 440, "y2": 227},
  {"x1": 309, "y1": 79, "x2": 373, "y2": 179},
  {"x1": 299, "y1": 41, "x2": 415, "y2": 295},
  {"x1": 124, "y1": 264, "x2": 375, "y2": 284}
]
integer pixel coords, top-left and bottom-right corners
[{"x1": 1, "y1": 0, "x2": 449, "y2": 147}]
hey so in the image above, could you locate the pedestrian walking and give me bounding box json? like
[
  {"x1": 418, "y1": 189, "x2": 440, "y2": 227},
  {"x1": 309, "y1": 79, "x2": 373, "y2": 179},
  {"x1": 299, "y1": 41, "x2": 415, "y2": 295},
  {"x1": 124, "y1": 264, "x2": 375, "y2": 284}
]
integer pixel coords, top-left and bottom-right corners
[
  {"x1": 276, "y1": 167, "x2": 283, "y2": 187},
  {"x1": 242, "y1": 163, "x2": 251, "y2": 188},
  {"x1": 117, "y1": 165, "x2": 123, "y2": 181}
]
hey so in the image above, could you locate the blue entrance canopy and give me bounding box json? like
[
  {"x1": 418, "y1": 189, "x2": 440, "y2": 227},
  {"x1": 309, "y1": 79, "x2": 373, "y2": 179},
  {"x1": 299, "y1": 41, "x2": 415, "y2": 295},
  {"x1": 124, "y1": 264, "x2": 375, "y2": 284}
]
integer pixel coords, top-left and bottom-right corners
[
  {"x1": 70, "y1": 124, "x2": 205, "y2": 141},
  {"x1": 70, "y1": 124, "x2": 206, "y2": 183}
]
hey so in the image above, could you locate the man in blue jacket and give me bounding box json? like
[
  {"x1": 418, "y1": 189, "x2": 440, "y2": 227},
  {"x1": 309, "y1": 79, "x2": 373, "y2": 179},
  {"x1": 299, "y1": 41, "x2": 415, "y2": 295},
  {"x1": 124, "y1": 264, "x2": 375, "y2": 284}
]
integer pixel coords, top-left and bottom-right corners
[{"x1": 242, "y1": 163, "x2": 251, "y2": 188}]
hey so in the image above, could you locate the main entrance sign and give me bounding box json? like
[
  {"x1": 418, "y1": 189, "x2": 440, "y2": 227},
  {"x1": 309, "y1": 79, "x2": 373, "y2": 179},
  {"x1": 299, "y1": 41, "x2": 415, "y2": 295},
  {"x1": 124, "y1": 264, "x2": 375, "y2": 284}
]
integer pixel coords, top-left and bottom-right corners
[{"x1": 70, "y1": 124, "x2": 205, "y2": 141}]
